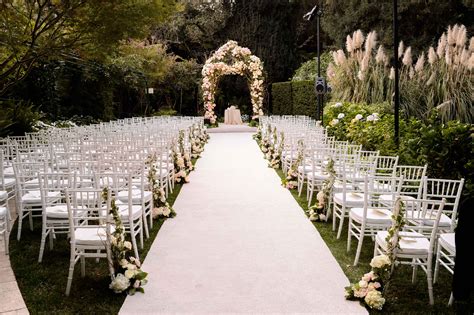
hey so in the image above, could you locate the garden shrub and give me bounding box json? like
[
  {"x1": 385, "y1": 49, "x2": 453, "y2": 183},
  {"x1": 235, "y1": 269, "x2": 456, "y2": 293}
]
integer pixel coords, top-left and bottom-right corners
[
  {"x1": 292, "y1": 81, "x2": 316, "y2": 117},
  {"x1": 324, "y1": 101, "x2": 474, "y2": 199},
  {"x1": 271, "y1": 82, "x2": 292, "y2": 115}
]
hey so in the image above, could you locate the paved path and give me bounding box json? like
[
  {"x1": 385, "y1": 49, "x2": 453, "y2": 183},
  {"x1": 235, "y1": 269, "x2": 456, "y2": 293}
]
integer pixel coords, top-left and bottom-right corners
[
  {"x1": 0, "y1": 202, "x2": 29, "y2": 315},
  {"x1": 121, "y1": 133, "x2": 367, "y2": 314}
]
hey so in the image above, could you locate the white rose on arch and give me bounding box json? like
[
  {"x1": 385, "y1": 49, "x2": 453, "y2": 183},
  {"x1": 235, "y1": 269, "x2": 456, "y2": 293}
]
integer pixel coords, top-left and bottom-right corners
[{"x1": 202, "y1": 40, "x2": 265, "y2": 123}]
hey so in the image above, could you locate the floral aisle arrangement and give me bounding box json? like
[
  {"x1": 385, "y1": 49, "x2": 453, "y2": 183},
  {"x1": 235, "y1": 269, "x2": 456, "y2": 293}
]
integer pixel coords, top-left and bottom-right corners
[
  {"x1": 102, "y1": 188, "x2": 148, "y2": 295},
  {"x1": 345, "y1": 254, "x2": 391, "y2": 310},
  {"x1": 345, "y1": 198, "x2": 405, "y2": 310},
  {"x1": 253, "y1": 124, "x2": 262, "y2": 142},
  {"x1": 269, "y1": 132, "x2": 284, "y2": 169},
  {"x1": 264, "y1": 127, "x2": 277, "y2": 161},
  {"x1": 190, "y1": 123, "x2": 209, "y2": 158},
  {"x1": 173, "y1": 131, "x2": 191, "y2": 183},
  {"x1": 145, "y1": 153, "x2": 176, "y2": 218},
  {"x1": 202, "y1": 40, "x2": 265, "y2": 124},
  {"x1": 259, "y1": 124, "x2": 272, "y2": 153},
  {"x1": 307, "y1": 159, "x2": 336, "y2": 222},
  {"x1": 281, "y1": 140, "x2": 304, "y2": 190}
]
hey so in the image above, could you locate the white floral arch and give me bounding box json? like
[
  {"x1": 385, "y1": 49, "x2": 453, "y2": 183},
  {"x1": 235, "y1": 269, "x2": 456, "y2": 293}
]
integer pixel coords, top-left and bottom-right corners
[{"x1": 201, "y1": 40, "x2": 265, "y2": 124}]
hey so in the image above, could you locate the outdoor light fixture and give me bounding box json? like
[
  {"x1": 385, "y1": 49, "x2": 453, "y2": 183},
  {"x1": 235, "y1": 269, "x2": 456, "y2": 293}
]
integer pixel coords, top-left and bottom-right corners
[
  {"x1": 303, "y1": 3, "x2": 329, "y2": 122},
  {"x1": 147, "y1": 87, "x2": 154, "y2": 94}
]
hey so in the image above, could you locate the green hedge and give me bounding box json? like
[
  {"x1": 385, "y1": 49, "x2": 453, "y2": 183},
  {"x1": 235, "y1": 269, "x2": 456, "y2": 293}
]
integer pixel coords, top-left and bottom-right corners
[
  {"x1": 271, "y1": 80, "x2": 316, "y2": 117},
  {"x1": 292, "y1": 81, "x2": 316, "y2": 117},
  {"x1": 271, "y1": 82, "x2": 292, "y2": 115}
]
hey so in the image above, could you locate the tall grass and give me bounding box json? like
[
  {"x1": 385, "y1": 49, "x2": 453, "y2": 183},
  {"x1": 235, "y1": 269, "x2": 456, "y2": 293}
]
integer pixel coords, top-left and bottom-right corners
[{"x1": 327, "y1": 25, "x2": 474, "y2": 123}]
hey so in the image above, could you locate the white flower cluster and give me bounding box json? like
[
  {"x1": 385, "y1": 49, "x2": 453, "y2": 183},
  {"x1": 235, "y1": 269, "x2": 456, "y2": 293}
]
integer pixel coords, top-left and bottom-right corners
[{"x1": 202, "y1": 40, "x2": 265, "y2": 124}]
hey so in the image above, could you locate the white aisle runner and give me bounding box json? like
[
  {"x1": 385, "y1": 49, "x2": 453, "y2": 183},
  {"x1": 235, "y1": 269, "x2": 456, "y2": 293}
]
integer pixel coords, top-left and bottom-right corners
[{"x1": 120, "y1": 133, "x2": 367, "y2": 314}]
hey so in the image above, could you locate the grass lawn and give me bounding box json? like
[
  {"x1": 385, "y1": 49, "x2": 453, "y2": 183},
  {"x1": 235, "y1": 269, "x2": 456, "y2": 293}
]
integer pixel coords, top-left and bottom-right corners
[
  {"x1": 274, "y1": 167, "x2": 462, "y2": 314},
  {"x1": 9, "y1": 180, "x2": 185, "y2": 314}
]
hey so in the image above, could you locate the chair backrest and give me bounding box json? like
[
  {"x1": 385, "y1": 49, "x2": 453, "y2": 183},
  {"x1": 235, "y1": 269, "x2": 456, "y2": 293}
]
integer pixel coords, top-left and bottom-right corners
[
  {"x1": 375, "y1": 155, "x2": 399, "y2": 176},
  {"x1": 387, "y1": 198, "x2": 446, "y2": 261},
  {"x1": 423, "y1": 177, "x2": 464, "y2": 231},
  {"x1": 359, "y1": 175, "x2": 403, "y2": 216},
  {"x1": 396, "y1": 164, "x2": 427, "y2": 197},
  {"x1": 65, "y1": 187, "x2": 110, "y2": 245}
]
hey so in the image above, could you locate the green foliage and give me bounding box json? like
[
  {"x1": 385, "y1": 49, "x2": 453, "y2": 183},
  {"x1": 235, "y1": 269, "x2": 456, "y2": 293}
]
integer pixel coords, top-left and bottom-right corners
[
  {"x1": 327, "y1": 26, "x2": 473, "y2": 123},
  {"x1": 0, "y1": 99, "x2": 42, "y2": 137},
  {"x1": 271, "y1": 80, "x2": 315, "y2": 116},
  {"x1": 291, "y1": 52, "x2": 332, "y2": 81},
  {"x1": 271, "y1": 82, "x2": 291, "y2": 115},
  {"x1": 0, "y1": 0, "x2": 179, "y2": 94},
  {"x1": 324, "y1": 102, "x2": 474, "y2": 199},
  {"x1": 321, "y1": 0, "x2": 473, "y2": 53},
  {"x1": 152, "y1": 107, "x2": 178, "y2": 116},
  {"x1": 292, "y1": 81, "x2": 316, "y2": 117}
]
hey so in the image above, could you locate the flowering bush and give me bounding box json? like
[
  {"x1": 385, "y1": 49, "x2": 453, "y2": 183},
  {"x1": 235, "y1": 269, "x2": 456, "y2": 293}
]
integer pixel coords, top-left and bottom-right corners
[
  {"x1": 102, "y1": 188, "x2": 148, "y2": 295},
  {"x1": 202, "y1": 40, "x2": 265, "y2": 124},
  {"x1": 324, "y1": 101, "x2": 474, "y2": 199}
]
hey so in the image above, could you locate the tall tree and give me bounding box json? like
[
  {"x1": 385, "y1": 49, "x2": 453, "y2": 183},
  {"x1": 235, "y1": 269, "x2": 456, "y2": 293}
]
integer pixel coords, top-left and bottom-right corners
[
  {"x1": 220, "y1": 0, "x2": 299, "y2": 83},
  {"x1": 0, "y1": 0, "x2": 178, "y2": 95}
]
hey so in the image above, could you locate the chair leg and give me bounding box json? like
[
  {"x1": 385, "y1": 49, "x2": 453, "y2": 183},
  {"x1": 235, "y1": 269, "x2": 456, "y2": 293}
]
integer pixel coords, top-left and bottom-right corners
[
  {"x1": 139, "y1": 220, "x2": 144, "y2": 249},
  {"x1": 142, "y1": 211, "x2": 150, "y2": 239},
  {"x1": 448, "y1": 292, "x2": 454, "y2": 306},
  {"x1": 17, "y1": 211, "x2": 23, "y2": 241},
  {"x1": 80, "y1": 253, "x2": 85, "y2": 277},
  {"x1": 412, "y1": 259, "x2": 418, "y2": 283},
  {"x1": 354, "y1": 228, "x2": 365, "y2": 266},
  {"x1": 49, "y1": 229, "x2": 54, "y2": 250},
  {"x1": 427, "y1": 260, "x2": 434, "y2": 305},
  {"x1": 131, "y1": 233, "x2": 139, "y2": 260},
  {"x1": 336, "y1": 208, "x2": 345, "y2": 239},
  {"x1": 38, "y1": 228, "x2": 47, "y2": 263},
  {"x1": 28, "y1": 210, "x2": 33, "y2": 231},
  {"x1": 65, "y1": 250, "x2": 76, "y2": 296},
  {"x1": 347, "y1": 218, "x2": 352, "y2": 253},
  {"x1": 332, "y1": 204, "x2": 337, "y2": 231},
  {"x1": 433, "y1": 244, "x2": 441, "y2": 284}
]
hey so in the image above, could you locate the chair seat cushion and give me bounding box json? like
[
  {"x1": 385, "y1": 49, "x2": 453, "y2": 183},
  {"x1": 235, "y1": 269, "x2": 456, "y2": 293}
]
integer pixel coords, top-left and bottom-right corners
[
  {"x1": 22, "y1": 191, "x2": 61, "y2": 203},
  {"x1": 333, "y1": 192, "x2": 365, "y2": 207},
  {"x1": 333, "y1": 180, "x2": 354, "y2": 191},
  {"x1": 297, "y1": 165, "x2": 314, "y2": 174},
  {"x1": 0, "y1": 206, "x2": 6, "y2": 217},
  {"x1": 117, "y1": 205, "x2": 143, "y2": 220},
  {"x1": 45, "y1": 205, "x2": 87, "y2": 219},
  {"x1": 376, "y1": 231, "x2": 430, "y2": 255},
  {"x1": 3, "y1": 167, "x2": 14, "y2": 176},
  {"x1": 0, "y1": 177, "x2": 15, "y2": 188},
  {"x1": 350, "y1": 207, "x2": 392, "y2": 225},
  {"x1": 117, "y1": 190, "x2": 152, "y2": 203},
  {"x1": 439, "y1": 233, "x2": 455, "y2": 254},
  {"x1": 307, "y1": 172, "x2": 330, "y2": 180},
  {"x1": 0, "y1": 190, "x2": 7, "y2": 200},
  {"x1": 74, "y1": 226, "x2": 115, "y2": 246}
]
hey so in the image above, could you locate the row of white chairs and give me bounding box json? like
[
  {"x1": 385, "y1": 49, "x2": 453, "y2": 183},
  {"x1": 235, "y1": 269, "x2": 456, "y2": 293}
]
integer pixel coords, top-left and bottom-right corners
[{"x1": 260, "y1": 115, "x2": 464, "y2": 305}]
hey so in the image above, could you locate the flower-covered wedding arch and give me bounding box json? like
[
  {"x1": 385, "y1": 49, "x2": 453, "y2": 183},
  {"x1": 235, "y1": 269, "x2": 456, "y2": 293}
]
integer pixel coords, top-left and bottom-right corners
[{"x1": 202, "y1": 40, "x2": 265, "y2": 124}]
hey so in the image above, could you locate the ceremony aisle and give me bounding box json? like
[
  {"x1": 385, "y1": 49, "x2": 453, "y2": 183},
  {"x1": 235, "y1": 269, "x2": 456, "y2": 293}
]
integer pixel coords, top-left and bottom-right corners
[{"x1": 120, "y1": 132, "x2": 367, "y2": 314}]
